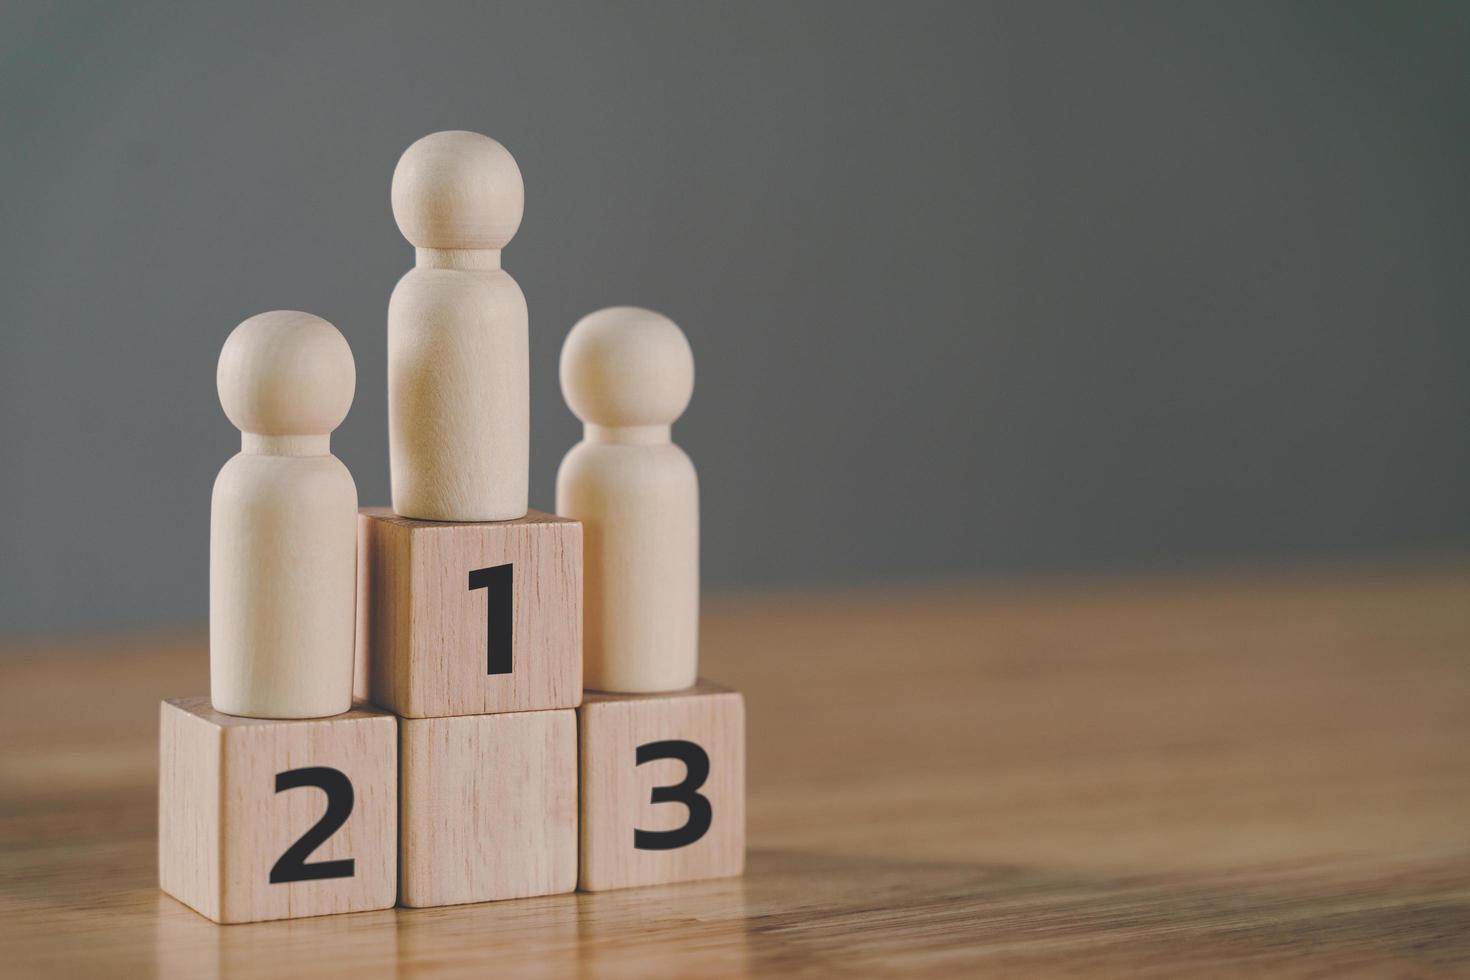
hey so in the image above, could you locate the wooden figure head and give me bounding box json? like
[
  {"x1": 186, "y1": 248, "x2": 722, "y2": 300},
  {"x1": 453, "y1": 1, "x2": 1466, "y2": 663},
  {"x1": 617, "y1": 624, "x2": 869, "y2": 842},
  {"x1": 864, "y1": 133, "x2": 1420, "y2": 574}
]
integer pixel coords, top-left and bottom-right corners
[
  {"x1": 391, "y1": 130, "x2": 525, "y2": 250},
  {"x1": 560, "y1": 306, "x2": 694, "y2": 431},
  {"x1": 217, "y1": 311, "x2": 355, "y2": 438}
]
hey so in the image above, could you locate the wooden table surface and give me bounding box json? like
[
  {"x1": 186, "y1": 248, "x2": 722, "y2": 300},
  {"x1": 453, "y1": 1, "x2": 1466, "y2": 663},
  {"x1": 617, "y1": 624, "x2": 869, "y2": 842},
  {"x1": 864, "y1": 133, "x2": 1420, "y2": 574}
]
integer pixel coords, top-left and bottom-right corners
[{"x1": 3, "y1": 564, "x2": 1469, "y2": 977}]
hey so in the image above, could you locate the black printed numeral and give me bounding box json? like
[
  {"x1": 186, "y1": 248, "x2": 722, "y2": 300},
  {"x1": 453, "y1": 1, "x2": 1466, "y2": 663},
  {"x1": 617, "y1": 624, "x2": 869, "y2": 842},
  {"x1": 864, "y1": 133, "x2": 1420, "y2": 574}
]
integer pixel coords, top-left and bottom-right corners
[
  {"x1": 469, "y1": 563, "x2": 514, "y2": 675},
  {"x1": 633, "y1": 740, "x2": 713, "y2": 850},
  {"x1": 268, "y1": 767, "x2": 355, "y2": 884}
]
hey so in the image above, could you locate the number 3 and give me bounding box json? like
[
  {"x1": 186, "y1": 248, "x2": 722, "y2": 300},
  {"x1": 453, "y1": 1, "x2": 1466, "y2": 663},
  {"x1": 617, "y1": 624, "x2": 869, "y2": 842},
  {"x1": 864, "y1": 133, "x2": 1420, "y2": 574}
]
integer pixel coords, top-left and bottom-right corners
[
  {"x1": 634, "y1": 740, "x2": 713, "y2": 850},
  {"x1": 269, "y1": 767, "x2": 356, "y2": 884}
]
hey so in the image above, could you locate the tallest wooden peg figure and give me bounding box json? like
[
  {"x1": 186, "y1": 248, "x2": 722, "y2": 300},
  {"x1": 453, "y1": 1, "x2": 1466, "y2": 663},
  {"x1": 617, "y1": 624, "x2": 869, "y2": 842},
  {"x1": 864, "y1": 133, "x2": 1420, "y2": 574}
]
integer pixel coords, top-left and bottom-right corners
[{"x1": 389, "y1": 130, "x2": 529, "y2": 521}]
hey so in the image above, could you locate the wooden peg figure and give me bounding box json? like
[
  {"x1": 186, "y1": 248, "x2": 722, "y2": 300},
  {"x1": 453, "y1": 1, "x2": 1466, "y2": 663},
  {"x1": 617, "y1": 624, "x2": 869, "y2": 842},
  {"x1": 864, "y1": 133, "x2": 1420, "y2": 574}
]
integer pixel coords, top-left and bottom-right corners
[
  {"x1": 557, "y1": 307, "x2": 698, "y2": 692},
  {"x1": 212, "y1": 311, "x2": 358, "y2": 718},
  {"x1": 388, "y1": 130, "x2": 529, "y2": 521}
]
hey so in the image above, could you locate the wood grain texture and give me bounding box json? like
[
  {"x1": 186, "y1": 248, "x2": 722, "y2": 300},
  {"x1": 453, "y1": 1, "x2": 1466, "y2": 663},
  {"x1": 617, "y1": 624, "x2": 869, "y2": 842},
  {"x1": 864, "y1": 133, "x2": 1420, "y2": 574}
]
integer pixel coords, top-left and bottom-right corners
[
  {"x1": 399, "y1": 710, "x2": 578, "y2": 908},
  {"x1": 4, "y1": 564, "x2": 1470, "y2": 975},
  {"x1": 355, "y1": 507, "x2": 581, "y2": 718},
  {"x1": 579, "y1": 682, "x2": 744, "y2": 891},
  {"x1": 158, "y1": 698, "x2": 396, "y2": 924}
]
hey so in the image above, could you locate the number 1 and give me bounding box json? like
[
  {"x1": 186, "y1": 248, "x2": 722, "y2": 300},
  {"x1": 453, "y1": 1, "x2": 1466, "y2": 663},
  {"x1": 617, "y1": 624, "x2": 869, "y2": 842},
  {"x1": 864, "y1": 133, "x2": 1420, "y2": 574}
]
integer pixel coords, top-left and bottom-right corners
[{"x1": 469, "y1": 563, "x2": 514, "y2": 675}]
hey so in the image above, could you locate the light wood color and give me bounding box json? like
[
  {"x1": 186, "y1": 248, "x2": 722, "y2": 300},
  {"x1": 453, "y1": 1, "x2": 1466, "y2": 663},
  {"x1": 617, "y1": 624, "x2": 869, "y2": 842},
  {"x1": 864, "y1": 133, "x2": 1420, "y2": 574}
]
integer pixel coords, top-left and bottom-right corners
[
  {"x1": 399, "y1": 710, "x2": 578, "y2": 908},
  {"x1": 6, "y1": 564, "x2": 1470, "y2": 974},
  {"x1": 157, "y1": 697, "x2": 396, "y2": 924},
  {"x1": 389, "y1": 130, "x2": 529, "y2": 522},
  {"x1": 355, "y1": 507, "x2": 582, "y2": 718},
  {"x1": 211, "y1": 311, "x2": 358, "y2": 719},
  {"x1": 557, "y1": 307, "x2": 699, "y2": 692},
  {"x1": 579, "y1": 682, "x2": 745, "y2": 891}
]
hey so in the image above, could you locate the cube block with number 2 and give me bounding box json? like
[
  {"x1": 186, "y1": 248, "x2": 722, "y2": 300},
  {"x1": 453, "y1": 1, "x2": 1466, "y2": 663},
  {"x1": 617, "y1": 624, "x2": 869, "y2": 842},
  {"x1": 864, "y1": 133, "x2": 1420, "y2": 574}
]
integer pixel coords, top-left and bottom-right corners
[{"x1": 157, "y1": 697, "x2": 397, "y2": 924}]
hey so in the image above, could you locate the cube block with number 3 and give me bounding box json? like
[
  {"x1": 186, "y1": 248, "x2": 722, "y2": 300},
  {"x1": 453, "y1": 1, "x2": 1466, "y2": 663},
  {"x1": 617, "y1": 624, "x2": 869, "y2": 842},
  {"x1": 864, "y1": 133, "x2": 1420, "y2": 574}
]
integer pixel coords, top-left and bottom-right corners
[
  {"x1": 355, "y1": 507, "x2": 582, "y2": 719},
  {"x1": 158, "y1": 697, "x2": 397, "y2": 924},
  {"x1": 578, "y1": 682, "x2": 745, "y2": 891}
]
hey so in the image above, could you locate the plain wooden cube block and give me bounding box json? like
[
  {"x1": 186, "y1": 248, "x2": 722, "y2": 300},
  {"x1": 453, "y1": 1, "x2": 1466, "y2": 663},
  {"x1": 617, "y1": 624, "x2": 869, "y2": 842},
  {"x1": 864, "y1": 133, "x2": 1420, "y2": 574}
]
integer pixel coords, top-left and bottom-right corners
[
  {"x1": 356, "y1": 507, "x2": 582, "y2": 718},
  {"x1": 158, "y1": 697, "x2": 397, "y2": 924},
  {"x1": 578, "y1": 682, "x2": 745, "y2": 891},
  {"x1": 399, "y1": 709, "x2": 578, "y2": 907}
]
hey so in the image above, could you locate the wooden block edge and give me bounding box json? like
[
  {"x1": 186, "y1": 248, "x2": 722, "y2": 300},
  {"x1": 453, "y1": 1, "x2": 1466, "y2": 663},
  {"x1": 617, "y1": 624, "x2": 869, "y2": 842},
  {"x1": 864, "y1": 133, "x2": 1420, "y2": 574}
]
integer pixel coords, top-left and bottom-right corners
[
  {"x1": 580, "y1": 679, "x2": 741, "y2": 709},
  {"x1": 158, "y1": 699, "x2": 225, "y2": 923},
  {"x1": 359, "y1": 505, "x2": 580, "y2": 529}
]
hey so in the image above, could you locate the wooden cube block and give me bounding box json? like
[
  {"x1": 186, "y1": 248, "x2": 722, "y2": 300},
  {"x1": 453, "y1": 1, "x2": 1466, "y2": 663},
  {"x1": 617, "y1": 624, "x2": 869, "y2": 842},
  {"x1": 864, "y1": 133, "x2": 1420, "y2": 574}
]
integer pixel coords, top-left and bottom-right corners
[
  {"x1": 578, "y1": 682, "x2": 745, "y2": 891},
  {"x1": 356, "y1": 507, "x2": 582, "y2": 718},
  {"x1": 158, "y1": 697, "x2": 397, "y2": 924},
  {"x1": 399, "y1": 709, "x2": 578, "y2": 907}
]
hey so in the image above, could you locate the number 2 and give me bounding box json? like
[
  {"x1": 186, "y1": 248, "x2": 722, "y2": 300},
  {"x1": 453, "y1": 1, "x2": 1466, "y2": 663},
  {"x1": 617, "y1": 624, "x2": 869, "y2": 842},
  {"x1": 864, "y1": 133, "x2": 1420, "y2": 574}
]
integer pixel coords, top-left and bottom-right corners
[
  {"x1": 269, "y1": 767, "x2": 355, "y2": 884},
  {"x1": 634, "y1": 740, "x2": 713, "y2": 850},
  {"x1": 469, "y1": 563, "x2": 514, "y2": 675}
]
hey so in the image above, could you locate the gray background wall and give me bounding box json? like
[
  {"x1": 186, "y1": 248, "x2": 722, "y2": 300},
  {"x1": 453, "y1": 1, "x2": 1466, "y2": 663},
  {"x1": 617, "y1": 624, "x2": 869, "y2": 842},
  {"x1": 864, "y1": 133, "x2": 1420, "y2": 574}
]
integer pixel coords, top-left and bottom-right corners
[{"x1": 2, "y1": 1, "x2": 1467, "y2": 636}]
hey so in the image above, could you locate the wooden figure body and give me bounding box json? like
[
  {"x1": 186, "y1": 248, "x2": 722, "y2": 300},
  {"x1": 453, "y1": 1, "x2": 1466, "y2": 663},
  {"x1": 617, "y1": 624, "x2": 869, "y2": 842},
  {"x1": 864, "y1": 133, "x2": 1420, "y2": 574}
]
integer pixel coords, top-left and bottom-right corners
[
  {"x1": 388, "y1": 130, "x2": 529, "y2": 522},
  {"x1": 556, "y1": 307, "x2": 698, "y2": 692},
  {"x1": 211, "y1": 311, "x2": 358, "y2": 719}
]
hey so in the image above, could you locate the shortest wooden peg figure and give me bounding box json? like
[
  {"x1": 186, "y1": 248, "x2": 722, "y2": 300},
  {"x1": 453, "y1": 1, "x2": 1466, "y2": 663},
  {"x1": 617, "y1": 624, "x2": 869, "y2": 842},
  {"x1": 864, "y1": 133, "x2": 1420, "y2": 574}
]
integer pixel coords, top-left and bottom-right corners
[
  {"x1": 559, "y1": 307, "x2": 745, "y2": 890},
  {"x1": 557, "y1": 307, "x2": 699, "y2": 693},
  {"x1": 212, "y1": 311, "x2": 358, "y2": 719}
]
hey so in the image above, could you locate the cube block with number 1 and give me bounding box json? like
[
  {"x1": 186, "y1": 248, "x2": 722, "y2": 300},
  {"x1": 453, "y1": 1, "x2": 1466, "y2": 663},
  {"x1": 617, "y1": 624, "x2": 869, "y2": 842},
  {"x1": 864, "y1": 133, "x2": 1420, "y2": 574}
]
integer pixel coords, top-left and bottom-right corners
[
  {"x1": 157, "y1": 697, "x2": 397, "y2": 924},
  {"x1": 355, "y1": 507, "x2": 582, "y2": 718},
  {"x1": 578, "y1": 682, "x2": 745, "y2": 891}
]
